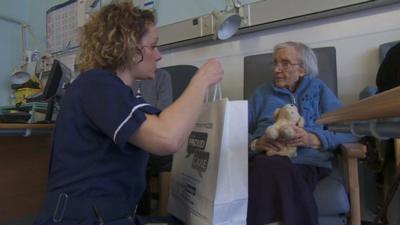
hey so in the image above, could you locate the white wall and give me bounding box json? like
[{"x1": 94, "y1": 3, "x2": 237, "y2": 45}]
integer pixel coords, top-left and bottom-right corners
[
  {"x1": 0, "y1": 0, "x2": 29, "y2": 105},
  {"x1": 158, "y1": 3, "x2": 400, "y2": 105},
  {"x1": 145, "y1": 0, "x2": 258, "y2": 27}
]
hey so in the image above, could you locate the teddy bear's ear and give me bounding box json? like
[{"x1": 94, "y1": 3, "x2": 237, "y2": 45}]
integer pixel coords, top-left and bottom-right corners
[
  {"x1": 297, "y1": 116, "x2": 305, "y2": 127},
  {"x1": 273, "y1": 108, "x2": 281, "y2": 120}
]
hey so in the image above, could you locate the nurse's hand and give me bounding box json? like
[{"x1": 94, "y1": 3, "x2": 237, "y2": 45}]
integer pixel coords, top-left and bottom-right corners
[{"x1": 194, "y1": 59, "x2": 224, "y2": 88}]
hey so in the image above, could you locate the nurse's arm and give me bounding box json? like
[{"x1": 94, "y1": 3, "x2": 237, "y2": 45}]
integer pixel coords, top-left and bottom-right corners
[{"x1": 129, "y1": 59, "x2": 223, "y2": 155}]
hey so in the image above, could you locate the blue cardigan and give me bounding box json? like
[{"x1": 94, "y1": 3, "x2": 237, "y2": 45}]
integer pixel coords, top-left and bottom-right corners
[{"x1": 248, "y1": 75, "x2": 355, "y2": 168}]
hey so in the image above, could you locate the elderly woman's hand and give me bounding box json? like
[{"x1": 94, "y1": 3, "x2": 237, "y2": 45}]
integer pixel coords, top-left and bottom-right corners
[
  {"x1": 252, "y1": 134, "x2": 287, "y2": 152},
  {"x1": 286, "y1": 126, "x2": 321, "y2": 149}
]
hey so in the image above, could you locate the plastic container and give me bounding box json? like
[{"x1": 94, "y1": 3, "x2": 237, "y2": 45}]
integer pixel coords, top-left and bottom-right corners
[{"x1": 14, "y1": 88, "x2": 42, "y2": 104}]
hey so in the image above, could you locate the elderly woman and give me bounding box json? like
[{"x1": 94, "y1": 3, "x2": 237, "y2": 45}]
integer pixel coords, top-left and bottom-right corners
[{"x1": 247, "y1": 41, "x2": 354, "y2": 225}]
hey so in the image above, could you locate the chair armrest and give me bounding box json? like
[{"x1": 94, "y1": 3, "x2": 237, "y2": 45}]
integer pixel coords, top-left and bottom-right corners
[
  {"x1": 341, "y1": 143, "x2": 367, "y2": 159},
  {"x1": 340, "y1": 142, "x2": 367, "y2": 225},
  {"x1": 395, "y1": 139, "x2": 400, "y2": 171}
]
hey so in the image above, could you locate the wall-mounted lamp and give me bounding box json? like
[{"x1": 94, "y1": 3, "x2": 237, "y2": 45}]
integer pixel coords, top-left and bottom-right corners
[
  {"x1": 212, "y1": 0, "x2": 242, "y2": 40},
  {"x1": 0, "y1": 13, "x2": 46, "y2": 86},
  {"x1": 10, "y1": 71, "x2": 31, "y2": 85}
]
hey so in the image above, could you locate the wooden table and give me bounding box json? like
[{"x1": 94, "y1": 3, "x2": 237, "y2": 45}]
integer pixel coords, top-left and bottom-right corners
[
  {"x1": 317, "y1": 86, "x2": 400, "y2": 168},
  {"x1": 0, "y1": 123, "x2": 54, "y2": 224},
  {"x1": 0, "y1": 123, "x2": 54, "y2": 136}
]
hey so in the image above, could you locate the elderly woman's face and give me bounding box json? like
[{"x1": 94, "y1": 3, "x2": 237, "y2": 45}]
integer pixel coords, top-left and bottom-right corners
[{"x1": 272, "y1": 46, "x2": 305, "y2": 91}]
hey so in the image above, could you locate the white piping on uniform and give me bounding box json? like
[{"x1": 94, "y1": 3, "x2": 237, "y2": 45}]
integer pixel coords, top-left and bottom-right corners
[{"x1": 113, "y1": 103, "x2": 150, "y2": 143}]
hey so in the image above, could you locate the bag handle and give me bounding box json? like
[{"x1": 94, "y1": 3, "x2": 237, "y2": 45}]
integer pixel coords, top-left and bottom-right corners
[{"x1": 204, "y1": 82, "x2": 222, "y2": 103}]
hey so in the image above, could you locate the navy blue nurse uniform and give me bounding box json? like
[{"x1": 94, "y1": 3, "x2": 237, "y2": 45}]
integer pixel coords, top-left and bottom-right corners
[{"x1": 35, "y1": 69, "x2": 161, "y2": 225}]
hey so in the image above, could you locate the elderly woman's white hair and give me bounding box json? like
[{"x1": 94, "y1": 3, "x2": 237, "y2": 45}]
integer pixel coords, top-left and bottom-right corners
[{"x1": 273, "y1": 41, "x2": 319, "y2": 76}]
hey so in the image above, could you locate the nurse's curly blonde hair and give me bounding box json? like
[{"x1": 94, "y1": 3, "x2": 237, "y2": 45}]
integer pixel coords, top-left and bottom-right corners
[{"x1": 79, "y1": 1, "x2": 154, "y2": 72}]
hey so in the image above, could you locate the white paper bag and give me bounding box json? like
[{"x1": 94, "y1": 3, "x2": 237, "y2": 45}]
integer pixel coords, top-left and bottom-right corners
[{"x1": 168, "y1": 98, "x2": 248, "y2": 225}]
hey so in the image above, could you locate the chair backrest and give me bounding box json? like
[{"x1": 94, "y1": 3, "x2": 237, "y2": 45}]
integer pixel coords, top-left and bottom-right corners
[
  {"x1": 376, "y1": 41, "x2": 400, "y2": 93},
  {"x1": 160, "y1": 65, "x2": 198, "y2": 101},
  {"x1": 379, "y1": 40, "x2": 400, "y2": 62},
  {"x1": 243, "y1": 47, "x2": 337, "y2": 99}
]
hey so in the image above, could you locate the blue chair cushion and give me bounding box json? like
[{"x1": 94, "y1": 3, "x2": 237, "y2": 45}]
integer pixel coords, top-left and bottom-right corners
[{"x1": 314, "y1": 172, "x2": 350, "y2": 216}]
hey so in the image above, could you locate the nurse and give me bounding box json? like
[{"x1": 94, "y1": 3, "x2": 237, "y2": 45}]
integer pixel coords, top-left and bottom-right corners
[{"x1": 35, "y1": 2, "x2": 223, "y2": 225}]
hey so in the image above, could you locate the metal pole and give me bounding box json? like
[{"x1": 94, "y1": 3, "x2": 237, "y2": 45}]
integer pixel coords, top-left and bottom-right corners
[
  {"x1": 0, "y1": 13, "x2": 27, "y2": 25},
  {"x1": 327, "y1": 119, "x2": 400, "y2": 139}
]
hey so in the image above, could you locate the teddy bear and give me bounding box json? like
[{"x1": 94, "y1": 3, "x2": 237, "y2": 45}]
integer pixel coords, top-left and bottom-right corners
[{"x1": 264, "y1": 104, "x2": 305, "y2": 157}]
